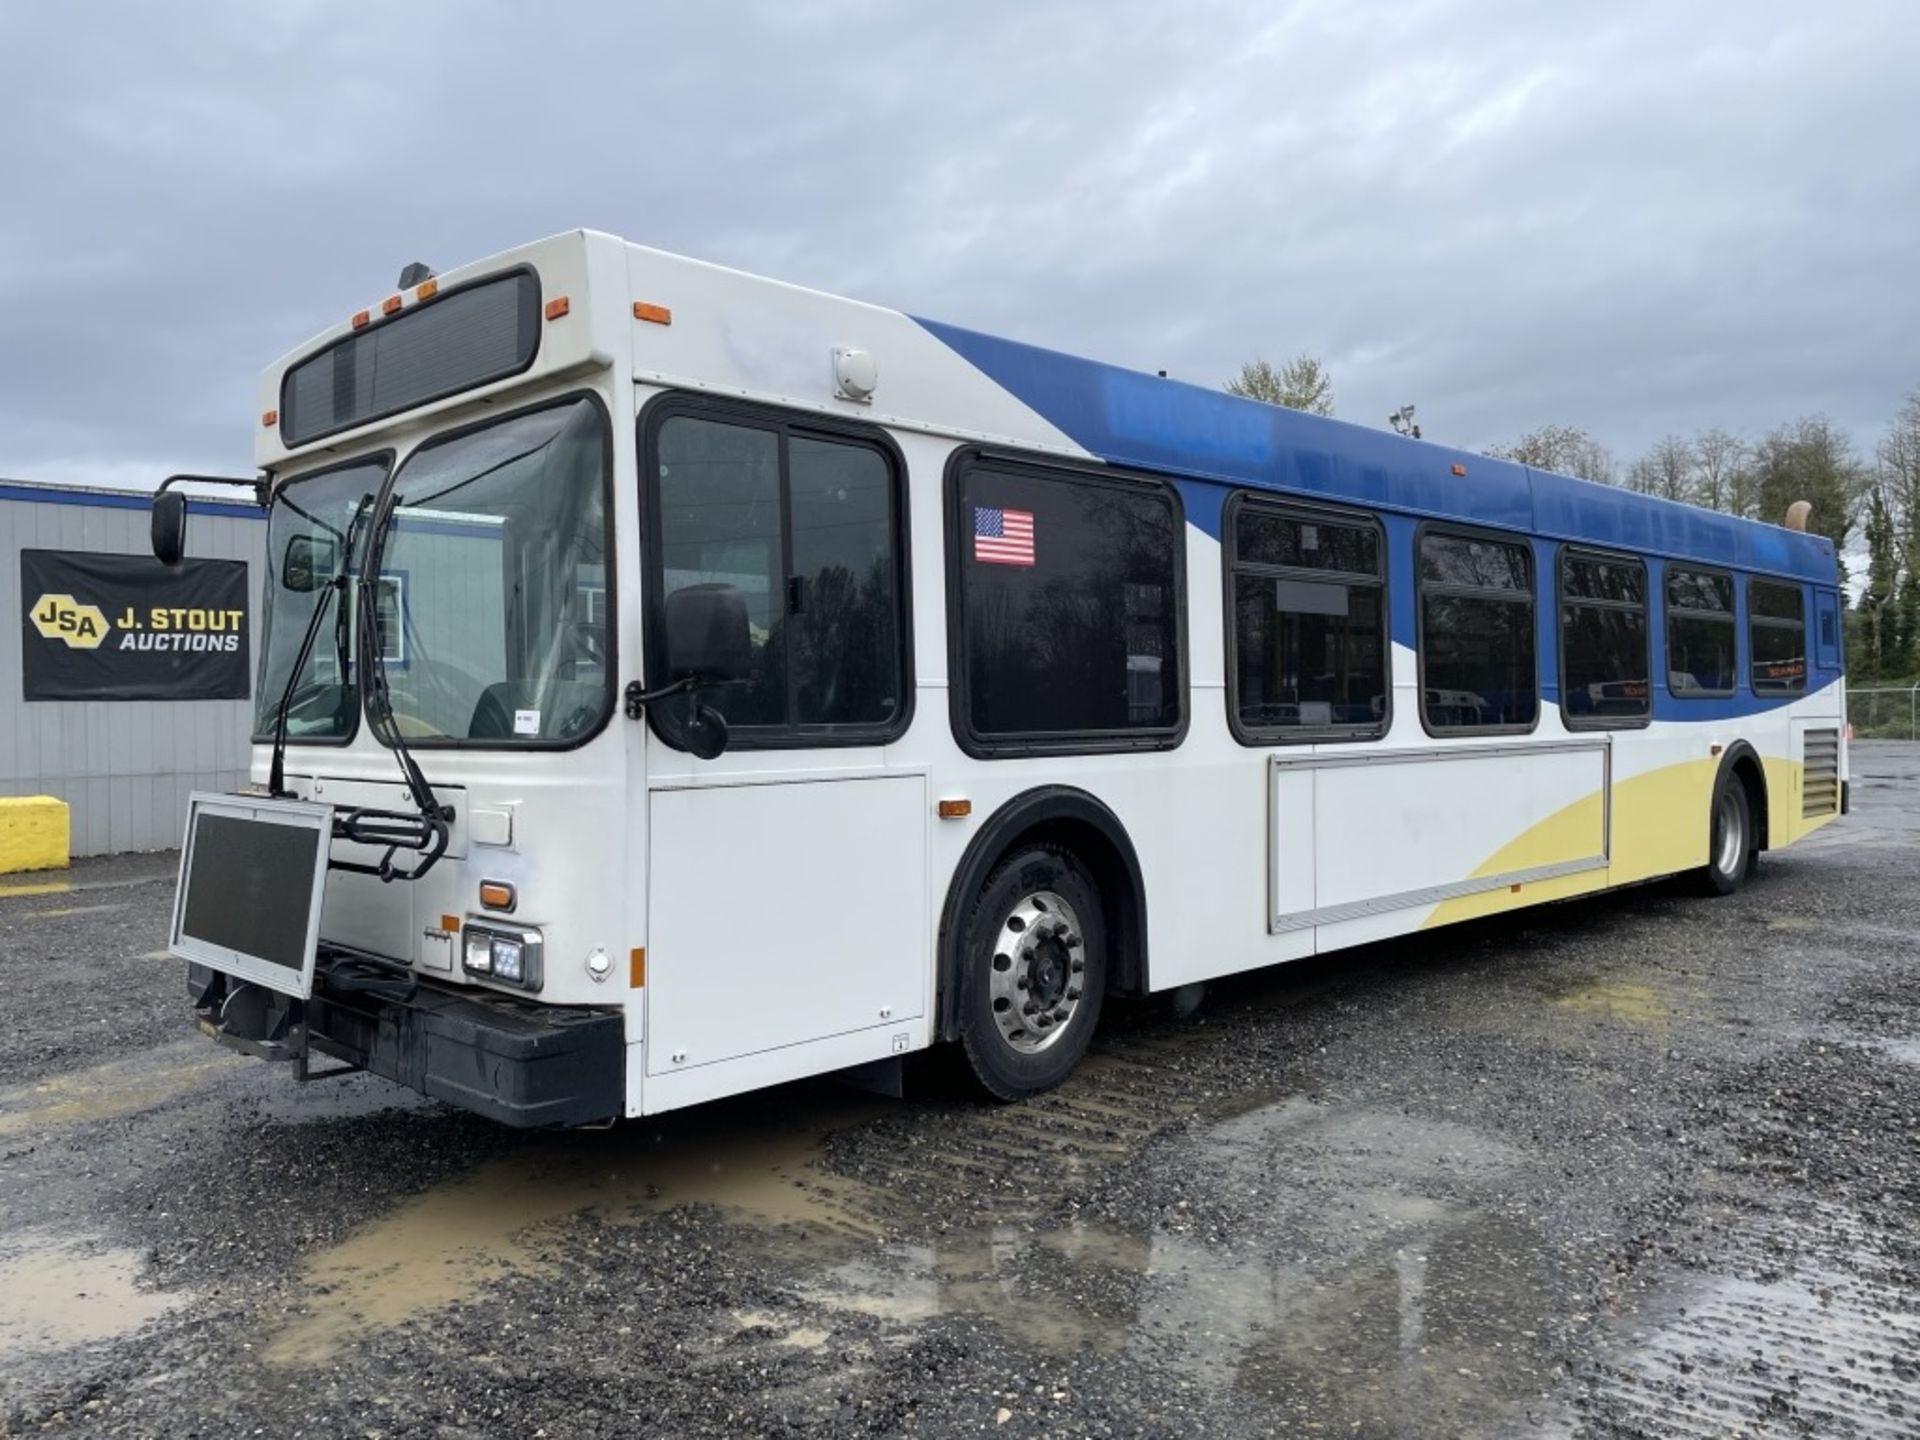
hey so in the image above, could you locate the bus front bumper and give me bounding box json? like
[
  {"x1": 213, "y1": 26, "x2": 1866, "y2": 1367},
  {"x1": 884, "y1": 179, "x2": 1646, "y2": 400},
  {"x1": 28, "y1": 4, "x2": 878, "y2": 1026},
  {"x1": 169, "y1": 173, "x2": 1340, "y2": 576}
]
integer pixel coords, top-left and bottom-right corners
[{"x1": 306, "y1": 970, "x2": 624, "y2": 1127}]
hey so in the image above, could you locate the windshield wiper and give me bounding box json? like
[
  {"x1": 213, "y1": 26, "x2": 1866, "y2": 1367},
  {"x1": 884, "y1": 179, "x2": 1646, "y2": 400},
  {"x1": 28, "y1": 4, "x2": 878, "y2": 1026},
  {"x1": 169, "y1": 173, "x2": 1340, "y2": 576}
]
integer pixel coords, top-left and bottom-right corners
[
  {"x1": 345, "y1": 481, "x2": 453, "y2": 882},
  {"x1": 266, "y1": 574, "x2": 346, "y2": 800}
]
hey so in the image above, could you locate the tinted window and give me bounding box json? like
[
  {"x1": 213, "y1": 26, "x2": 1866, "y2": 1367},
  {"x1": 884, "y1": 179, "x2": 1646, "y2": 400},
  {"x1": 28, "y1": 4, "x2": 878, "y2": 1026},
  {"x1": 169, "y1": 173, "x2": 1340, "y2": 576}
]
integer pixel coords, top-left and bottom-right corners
[
  {"x1": 957, "y1": 464, "x2": 1181, "y2": 746},
  {"x1": 1666, "y1": 566, "x2": 1736, "y2": 697},
  {"x1": 1419, "y1": 530, "x2": 1536, "y2": 731},
  {"x1": 1560, "y1": 551, "x2": 1649, "y2": 726},
  {"x1": 281, "y1": 272, "x2": 541, "y2": 445},
  {"x1": 1749, "y1": 579, "x2": 1806, "y2": 694},
  {"x1": 1229, "y1": 501, "x2": 1387, "y2": 738},
  {"x1": 650, "y1": 411, "x2": 906, "y2": 742}
]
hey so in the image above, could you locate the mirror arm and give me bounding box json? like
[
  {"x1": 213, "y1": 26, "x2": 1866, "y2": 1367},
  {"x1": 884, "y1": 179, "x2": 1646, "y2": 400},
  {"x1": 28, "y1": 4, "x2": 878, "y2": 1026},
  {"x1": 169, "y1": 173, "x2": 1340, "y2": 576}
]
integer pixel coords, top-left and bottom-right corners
[
  {"x1": 623, "y1": 675, "x2": 697, "y2": 721},
  {"x1": 157, "y1": 472, "x2": 270, "y2": 508}
]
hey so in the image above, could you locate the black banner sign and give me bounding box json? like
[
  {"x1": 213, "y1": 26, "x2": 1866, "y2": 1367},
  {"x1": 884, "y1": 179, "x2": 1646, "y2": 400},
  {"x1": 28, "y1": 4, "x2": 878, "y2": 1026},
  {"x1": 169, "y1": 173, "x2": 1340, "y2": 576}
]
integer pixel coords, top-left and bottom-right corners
[{"x1": 21, "y1": 549, "x2": 251, "y2": 702}]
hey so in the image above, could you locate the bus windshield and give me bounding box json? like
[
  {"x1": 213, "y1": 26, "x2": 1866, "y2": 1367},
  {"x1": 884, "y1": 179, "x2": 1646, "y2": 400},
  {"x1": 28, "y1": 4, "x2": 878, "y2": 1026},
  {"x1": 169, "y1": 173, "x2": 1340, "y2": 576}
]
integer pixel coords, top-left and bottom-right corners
[
  {"x1": 254, "y1": 456, "x2": 386, "y2": 740},
  {"x1": 369, "y1": 396, "x2": 612, "y2": 744}
]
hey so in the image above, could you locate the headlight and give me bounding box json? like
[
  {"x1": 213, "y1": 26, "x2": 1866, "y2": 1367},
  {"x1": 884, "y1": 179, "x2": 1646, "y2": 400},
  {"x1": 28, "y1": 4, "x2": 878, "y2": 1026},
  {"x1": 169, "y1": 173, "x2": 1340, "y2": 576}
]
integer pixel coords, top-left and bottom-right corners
[
  {"x1": 462, "y1": 920, "x2": 542, "y2": 992},
  {"x1": 491, "y1": 937, "x2": 524, "y2": 983},
  {"x1": 463, "y1": 930, "x2": 493, "y2": 974}
]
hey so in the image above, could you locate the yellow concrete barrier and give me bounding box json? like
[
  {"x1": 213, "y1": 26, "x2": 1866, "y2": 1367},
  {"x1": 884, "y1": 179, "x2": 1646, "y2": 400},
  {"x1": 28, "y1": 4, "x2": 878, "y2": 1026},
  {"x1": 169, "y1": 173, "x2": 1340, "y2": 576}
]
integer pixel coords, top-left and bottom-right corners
[{"x1": 0, "y1": 796, "x2": 70, "y2": 875}]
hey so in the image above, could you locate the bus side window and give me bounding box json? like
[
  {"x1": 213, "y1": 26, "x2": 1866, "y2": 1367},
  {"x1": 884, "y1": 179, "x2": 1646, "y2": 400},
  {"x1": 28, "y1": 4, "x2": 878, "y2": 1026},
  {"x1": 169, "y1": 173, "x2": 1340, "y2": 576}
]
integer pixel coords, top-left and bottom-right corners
[
  {"x1": 1225, "y1": 496, "x2": 1388, "y2": 742},
  {"x1": 1665, "y1": 567, "x2": 1736, "y2": 697},
  {"x1": 952, "y1": 460, "x2": 1183, "y2": 754},
  {"x1": 1749, "y1": 579, "x2": 1807, "y2": 695},
  {"x1": 1559, "y1": 549, "x2": 1650, "y2": 728},
  {"x1": 1416, "y1": 528, "x2": 1537, "y2": 734}
]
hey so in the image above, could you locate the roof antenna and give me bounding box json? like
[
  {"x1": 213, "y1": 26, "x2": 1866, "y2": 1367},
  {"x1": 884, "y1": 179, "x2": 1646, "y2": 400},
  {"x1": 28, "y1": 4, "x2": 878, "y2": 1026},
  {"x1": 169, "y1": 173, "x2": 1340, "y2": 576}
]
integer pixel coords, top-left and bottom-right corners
[
  {"x1": 397, "y1": 261, "x2": 436, "y2": 289},
  {"x1": 1784, "y1": 500, "x2": 1811, "y2": 531}
]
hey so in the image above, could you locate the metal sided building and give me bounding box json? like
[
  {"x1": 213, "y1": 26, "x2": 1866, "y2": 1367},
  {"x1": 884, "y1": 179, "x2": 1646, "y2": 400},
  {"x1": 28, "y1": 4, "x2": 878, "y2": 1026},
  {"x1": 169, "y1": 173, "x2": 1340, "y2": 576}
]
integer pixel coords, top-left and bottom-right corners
[{"x1": 2, "y1": 480, "x2": 266, "y2": 856}]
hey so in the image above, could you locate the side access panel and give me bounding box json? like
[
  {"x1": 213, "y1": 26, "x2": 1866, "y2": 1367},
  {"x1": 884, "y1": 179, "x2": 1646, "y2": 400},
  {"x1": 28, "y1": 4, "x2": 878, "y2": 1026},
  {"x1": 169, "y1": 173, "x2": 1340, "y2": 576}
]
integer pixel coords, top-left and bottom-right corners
[{"x1": 645, "y1": 772, "x2": 929, "y2": 1091}]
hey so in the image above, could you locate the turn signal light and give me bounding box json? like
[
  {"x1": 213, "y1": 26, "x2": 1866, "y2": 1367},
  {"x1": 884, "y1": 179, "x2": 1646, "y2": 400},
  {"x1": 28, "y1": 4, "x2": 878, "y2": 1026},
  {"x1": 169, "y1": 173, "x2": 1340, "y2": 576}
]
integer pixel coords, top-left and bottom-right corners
[
  {"x1": 479, "y1": 880, "x2": 516, "y2": 912},
  {"x1": 634, "y1": 301, "x2": 672, "y2": 325},
  {"x1": 545, "y1": 295, "x2": 571, "y2": 321}
]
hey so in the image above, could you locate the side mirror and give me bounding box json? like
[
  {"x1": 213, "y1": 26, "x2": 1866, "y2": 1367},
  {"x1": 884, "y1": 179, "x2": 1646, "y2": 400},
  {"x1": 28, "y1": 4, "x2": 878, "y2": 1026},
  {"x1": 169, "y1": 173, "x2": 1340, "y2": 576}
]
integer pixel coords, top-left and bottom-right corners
[
  {"x1": 663, "y1": 583, "x2": 750, "y2": 682},
  {"x1": 681, "y1": 702, "x2": 730, "y2": 760},
  {"x1": 282, "y1": 533, "x2": 340, "y2": 592},
  {"x1": 152, "y1": 491, "x2": 188, "y2": 566}
]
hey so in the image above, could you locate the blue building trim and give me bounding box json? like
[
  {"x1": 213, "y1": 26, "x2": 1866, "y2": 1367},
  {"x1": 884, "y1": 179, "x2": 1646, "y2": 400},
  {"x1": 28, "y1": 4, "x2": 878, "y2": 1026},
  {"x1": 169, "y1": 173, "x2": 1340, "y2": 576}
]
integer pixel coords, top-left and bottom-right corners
[
  {"x1": 0, "y1": 482, "x2": 266, "y2": 522},
  {"x1": 913, "y1": 317, "x2": 1838, "y2": 586}
]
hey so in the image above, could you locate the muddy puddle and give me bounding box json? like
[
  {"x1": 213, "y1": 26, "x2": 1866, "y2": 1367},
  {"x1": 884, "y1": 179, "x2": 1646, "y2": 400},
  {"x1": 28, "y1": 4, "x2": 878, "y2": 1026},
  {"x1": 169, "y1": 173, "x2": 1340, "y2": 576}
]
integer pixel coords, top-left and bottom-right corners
[
  {"x1": 0, "y1": 1041, "x2": 242, "y2": 1141},
  {"x1": 264, "y1": 1090, "x2": 890, "y2": 1367},
  {"x1": 0, "y1": 1231, "x2": 186, "y2": 1361},
  {"x1": 1549, "y1": 977, "x2": 1681, "y2": 1028}
]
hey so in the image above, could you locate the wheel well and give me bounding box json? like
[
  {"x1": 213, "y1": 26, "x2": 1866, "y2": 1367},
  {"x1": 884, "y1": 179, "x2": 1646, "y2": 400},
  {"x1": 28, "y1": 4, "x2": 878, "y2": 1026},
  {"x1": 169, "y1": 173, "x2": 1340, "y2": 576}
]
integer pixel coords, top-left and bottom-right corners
[
  {"x1": 1718, "y1": 744, "x2": 1770, "y2": 852},
  {"x1": 936, "y1": 788, "x2": 1149, "y2": 1042},
  {"x1": 1730, "y1": 752, "x2": 1770, "y2": 851}
]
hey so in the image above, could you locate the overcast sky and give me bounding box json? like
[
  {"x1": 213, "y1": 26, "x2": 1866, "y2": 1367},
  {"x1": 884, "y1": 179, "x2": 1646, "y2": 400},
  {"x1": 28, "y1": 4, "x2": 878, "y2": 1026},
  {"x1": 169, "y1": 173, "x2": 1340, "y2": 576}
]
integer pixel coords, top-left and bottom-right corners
[{"x1": 2, "y1": 0, "x2": 1915, "y2": 490}]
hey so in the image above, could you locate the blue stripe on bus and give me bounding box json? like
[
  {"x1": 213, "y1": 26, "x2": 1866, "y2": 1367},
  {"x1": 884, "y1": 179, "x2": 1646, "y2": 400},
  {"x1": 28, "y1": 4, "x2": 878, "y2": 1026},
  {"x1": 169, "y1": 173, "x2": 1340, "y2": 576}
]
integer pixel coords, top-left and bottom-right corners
[{"x1": 913, "y1": 316, "x2": 1839, "y2": 587}]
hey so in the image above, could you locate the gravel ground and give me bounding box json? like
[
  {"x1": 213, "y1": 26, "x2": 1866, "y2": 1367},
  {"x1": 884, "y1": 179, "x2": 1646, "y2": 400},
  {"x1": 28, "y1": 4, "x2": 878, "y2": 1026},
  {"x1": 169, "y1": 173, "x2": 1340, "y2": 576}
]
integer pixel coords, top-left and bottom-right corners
[{"x1": 0, "y1": 746, "x2": 1915, "y2": 1438}]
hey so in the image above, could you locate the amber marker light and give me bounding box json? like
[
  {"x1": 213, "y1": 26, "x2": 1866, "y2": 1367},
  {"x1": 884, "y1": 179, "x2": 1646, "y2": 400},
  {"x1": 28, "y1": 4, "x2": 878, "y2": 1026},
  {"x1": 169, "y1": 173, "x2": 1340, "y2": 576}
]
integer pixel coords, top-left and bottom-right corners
[
  {"x1": 351, "y1": 309, "x2": 371, "y2": 330},
  {"x1": 440, "y1": 914, "x2": 460, "y2": 933},
  {"x1": 261, "y1": 409, "x2": 278, "y2": 427},
  {"x1": 938, "y1": 799, "x2": 973, "y2": 820},
  {"x1": 479, "y1": 881, "x2": 516, "y2": 913},
  {"x1": 381, "y1": 294, "x2": 403, "y2": 316},
  {"x1": 545, "y1": 295, "x2": 571, "y2": 321},
  {"x1": 633, "y1": 301, "x2": 672, "y2": 325},
  {"x1": 416, "y1": 278, "x2": 439, "y2": 301},
  {"x1": 630, "y1": 947, "x2": 647, "y2": 988},
  {"x1": 1452, "y1": 464, "x2": 1468, "y2": 476}
]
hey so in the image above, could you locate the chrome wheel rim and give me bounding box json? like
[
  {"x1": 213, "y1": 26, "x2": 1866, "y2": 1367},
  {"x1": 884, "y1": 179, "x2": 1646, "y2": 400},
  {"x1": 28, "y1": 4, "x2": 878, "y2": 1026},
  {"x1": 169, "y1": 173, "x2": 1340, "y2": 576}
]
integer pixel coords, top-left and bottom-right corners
[
  {"x1": 987, "y1": 890, "x2": 1085, "y2": 1054},
  {"x1": 1714, "y1": 789, "x2": 1744, "y2": 877}
]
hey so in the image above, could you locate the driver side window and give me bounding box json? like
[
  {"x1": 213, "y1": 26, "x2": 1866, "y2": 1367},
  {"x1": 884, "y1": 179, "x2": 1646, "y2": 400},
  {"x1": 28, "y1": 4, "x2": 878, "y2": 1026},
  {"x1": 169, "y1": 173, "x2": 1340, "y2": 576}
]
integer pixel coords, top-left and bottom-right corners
[{"x1": 647, "y1": 406, "x2": 909, "y2": 746}]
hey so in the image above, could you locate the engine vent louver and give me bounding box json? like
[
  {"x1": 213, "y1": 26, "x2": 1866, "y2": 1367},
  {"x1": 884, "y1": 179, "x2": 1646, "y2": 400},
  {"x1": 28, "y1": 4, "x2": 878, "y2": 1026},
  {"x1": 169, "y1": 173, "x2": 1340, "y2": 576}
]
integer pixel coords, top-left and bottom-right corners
[{"x1": 1801, "y1": 728, "x2": 1840, "y2": 818}]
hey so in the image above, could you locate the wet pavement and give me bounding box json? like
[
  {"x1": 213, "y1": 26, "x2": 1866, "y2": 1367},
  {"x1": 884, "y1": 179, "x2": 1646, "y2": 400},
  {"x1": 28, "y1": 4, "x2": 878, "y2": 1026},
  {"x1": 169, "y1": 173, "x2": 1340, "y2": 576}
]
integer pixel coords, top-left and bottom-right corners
[{"x1": 0, "y1": 746, "x2": 1916, "y2": 1438}]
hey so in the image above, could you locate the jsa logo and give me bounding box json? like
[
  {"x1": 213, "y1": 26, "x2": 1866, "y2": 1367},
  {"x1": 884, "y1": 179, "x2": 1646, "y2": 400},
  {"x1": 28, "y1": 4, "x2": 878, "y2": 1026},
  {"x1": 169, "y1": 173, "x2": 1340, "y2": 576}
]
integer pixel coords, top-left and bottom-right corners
[{"x1": 29, "y1": 593, "x2": 111, "y2": 650}]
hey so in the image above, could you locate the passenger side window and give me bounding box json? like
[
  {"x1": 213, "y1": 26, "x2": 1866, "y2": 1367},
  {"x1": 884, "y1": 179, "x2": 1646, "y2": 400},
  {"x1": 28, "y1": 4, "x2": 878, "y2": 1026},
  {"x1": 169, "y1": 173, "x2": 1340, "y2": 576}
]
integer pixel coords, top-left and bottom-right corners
[
  {"x1": 953, "y1": 460, "x2": 1183, "y2": 753},
  {"x1": 1227, "y1": 499, "x2": 1388, "y2": 740},
  {"x1": 1666, "y1": 567, "x2": 1736, "y2": 697},
  {"x1": 1417, "y1": 530, "x2": 1537, "y2": 733},
  {"x1": 1748, "y1": 579, "x2": 1807, "y2": 695},
  {"x1": 648, "y1": 409, "x2": 907, "y2": 744},
  {"x1": 1559, "y1": 550, "x2": 1649, "y2": 727}
]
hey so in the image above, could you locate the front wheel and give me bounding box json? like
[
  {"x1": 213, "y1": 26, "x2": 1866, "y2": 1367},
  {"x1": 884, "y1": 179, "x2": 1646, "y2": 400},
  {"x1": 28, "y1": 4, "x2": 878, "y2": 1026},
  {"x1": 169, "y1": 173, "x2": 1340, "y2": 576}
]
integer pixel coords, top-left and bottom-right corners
[
  {"x1": 1699, "y1": 771, "x2": 1754, "y2": 895},
  {"x1": 956, "y1": 844, "x2": 1107, "y2": 1101}
]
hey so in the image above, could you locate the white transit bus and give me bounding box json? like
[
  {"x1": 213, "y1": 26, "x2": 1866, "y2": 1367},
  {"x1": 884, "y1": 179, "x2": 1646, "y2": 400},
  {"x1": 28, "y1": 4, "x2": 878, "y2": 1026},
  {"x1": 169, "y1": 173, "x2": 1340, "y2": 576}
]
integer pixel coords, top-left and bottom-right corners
[{"x1": 156, "y1": 230, "x2": 1848, "y2": 1126}]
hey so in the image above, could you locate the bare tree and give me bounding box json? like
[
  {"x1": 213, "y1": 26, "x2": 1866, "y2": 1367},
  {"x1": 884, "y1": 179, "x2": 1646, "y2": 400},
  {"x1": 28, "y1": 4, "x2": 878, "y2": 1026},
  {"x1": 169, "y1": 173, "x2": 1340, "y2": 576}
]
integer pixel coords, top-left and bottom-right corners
[
  {"x1": 1750, "y1": 416, "x2": 1867, "y2": 581},
  {"x1": 1225, "y1": 355, "x2": 1334, "y2": 416},
  {"x1": 1879, "y1": 387, "x2": 1920, "y2": 557},
  {"x1": 1627, "y1": 434, "x2": 1695, "y2": 502},
  {"x1": 1691, "y1": 427, "x2": 1750, "y2": 515},
  {"x1": 1489, "y1": 424, "x2": 1617, "y2": 485}
]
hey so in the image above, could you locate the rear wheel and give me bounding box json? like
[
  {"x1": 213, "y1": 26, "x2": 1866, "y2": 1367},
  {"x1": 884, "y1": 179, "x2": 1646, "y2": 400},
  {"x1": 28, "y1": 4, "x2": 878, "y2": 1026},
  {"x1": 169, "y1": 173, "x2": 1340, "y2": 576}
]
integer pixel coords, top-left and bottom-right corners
[
  {"x1": 957, "y1": 844, "x2": 1107, "y2": 1101},
  {"x1": 1700, "y1": 770, "x2": 1753, "y2": 895}
]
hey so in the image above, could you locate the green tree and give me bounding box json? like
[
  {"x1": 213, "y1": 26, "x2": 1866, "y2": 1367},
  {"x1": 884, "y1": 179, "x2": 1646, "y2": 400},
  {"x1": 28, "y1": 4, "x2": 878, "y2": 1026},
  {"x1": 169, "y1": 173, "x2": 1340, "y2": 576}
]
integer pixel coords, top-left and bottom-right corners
[
  {"x1": 1225, "y1": 355, "x2": 1334, "y2": 416},
  {"x1": 1858, "y1": 484, "x2": 1898, "y2": 678},
  {"x1": 1490, "y1": 424, "x2": 1617, "y2": 485},
  {"x1": 1749, "y1": 417, "x2": 1866, "y2": 583}
]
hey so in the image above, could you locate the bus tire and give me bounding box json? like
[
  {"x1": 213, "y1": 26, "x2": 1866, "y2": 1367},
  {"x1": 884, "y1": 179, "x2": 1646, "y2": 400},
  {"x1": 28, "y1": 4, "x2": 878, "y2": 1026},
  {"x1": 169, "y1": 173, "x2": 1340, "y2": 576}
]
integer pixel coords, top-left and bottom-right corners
[
  {"x1": 1698, "y1": 767, "x2": 1754, "y2": 895},
  {"x1": 956, "y1": 843, "x2": 1107, "y2": 1101}
]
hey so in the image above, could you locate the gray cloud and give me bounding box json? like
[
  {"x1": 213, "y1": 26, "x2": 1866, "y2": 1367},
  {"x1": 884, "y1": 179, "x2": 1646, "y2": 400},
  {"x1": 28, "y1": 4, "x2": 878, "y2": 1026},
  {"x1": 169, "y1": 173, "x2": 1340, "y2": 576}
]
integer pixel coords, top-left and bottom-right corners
[{"x1": 2, "y1": 0, "x2": 1915, "y2": 487}]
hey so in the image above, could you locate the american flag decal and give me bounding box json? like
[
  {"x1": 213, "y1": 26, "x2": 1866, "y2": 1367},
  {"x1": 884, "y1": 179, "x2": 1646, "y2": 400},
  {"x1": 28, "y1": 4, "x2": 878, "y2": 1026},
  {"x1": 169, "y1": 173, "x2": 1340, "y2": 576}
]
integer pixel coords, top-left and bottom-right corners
[{"x1": 973, "y1": 506, "x2": 1035, "y2": 566}]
